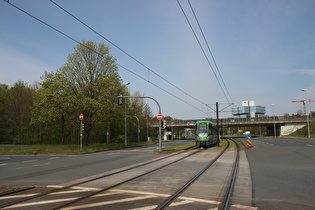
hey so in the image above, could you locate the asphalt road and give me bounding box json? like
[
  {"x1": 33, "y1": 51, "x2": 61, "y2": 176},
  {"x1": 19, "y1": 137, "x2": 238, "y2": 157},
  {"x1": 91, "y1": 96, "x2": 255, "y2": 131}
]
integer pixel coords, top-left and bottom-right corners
[
  {"x1": 0, "y1": 140, "x2": 192, "y2": 187},
  {"x1": 243, "y1": 137, "x2": 315, "y2": 210}
]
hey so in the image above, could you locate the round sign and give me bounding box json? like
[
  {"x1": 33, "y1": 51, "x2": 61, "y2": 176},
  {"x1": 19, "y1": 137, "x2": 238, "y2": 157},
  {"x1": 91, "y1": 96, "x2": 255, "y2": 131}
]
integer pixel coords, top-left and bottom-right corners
[
  {"x1": 157, "y1": 114, "x2": 163, "y2": 120},
  {"x1": 79, "y1": 114, "x2": 84, "y2": 120}
]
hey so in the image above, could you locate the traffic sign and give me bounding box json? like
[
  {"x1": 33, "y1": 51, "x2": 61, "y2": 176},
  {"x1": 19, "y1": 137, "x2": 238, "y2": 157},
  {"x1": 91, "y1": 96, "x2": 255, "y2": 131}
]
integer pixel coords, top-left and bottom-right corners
[
  {"x1": 157, "y1": 114, "x2": 163, "y2": 120},
  {"x1": 246, "y1": 134, "x2": 252, "y2": 140},
  {"x1": 79, "y1": 114, "x2": 84, "y2": 120}
]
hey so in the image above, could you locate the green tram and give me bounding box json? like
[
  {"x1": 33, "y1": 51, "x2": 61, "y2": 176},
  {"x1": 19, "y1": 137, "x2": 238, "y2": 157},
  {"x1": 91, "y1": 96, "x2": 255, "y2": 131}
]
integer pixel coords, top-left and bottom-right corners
[{"x1": 195, "y1": 120, "x2": 219, "y2": 147}]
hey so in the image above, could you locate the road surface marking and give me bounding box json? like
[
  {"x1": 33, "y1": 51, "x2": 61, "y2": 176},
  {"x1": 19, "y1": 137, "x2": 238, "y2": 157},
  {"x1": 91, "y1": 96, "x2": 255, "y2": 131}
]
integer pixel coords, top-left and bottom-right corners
[
  {"x1": 22, "y1": 160, "x2": 37, "y2": 163},
  {"x1": 0, "y1": 193, "x2": 39, "y2": 200},
  {"x1": 231, "y1": 204, "x2": 258, "y2": 209},
  {"x1": 129, "y1": 205, "x2": 158, "y2": 210},
  {"x1": 170, "y1": 200, "x2": 194, "y2": 206},
  {"x1": 60, "y1": 195, "x2": 156, "y2": 210},
  {"x1": 16, "y1": 162, "x2": 50, "y2": 170},
  {"x1": 48, "y1": 157, "x2": 60, "y2": 160},
  {"x1": 3, "y1": 197, "x2": 80, "y2": 209},
  {"x1": 71, "y1": 186, "x2": 101, "y2": 191}
]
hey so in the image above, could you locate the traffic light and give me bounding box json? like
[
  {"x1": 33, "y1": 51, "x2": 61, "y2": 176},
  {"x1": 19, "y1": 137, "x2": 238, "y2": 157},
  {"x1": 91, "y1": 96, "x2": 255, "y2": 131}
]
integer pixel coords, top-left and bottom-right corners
[
  {"x1": 117, "y1": 93, "x2": 123, "y2": 106},
  {"x1": 161, "y1": 120, "x2": 166, "y2": 129}
]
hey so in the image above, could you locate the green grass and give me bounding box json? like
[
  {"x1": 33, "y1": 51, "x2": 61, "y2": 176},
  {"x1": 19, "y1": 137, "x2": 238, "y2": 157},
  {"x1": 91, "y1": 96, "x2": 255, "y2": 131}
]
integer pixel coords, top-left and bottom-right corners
[
  {"x1": 160, "y1": 142, "x2": 196, "y2": 153},
  {"x1": 0, "y1": 141, "x2": 162, "y2": 155}
]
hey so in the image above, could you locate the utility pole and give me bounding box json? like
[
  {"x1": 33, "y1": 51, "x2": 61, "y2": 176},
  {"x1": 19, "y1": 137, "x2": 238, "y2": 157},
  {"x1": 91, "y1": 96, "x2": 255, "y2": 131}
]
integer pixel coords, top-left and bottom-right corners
[
  {"x1": 216, "y1": 102, "x2": 220, "y2": 143},
  {"x1": 118, "y1": 95, "x2": 163, "y2": 151},
  {"x1": 134, "y1": 116, "x2": 140, "y2": 143}
]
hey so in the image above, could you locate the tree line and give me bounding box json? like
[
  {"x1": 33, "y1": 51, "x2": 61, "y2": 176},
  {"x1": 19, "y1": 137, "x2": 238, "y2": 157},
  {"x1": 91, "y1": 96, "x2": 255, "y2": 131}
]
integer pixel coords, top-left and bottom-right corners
[{"x1": 0, "y1": 41, "x2": 156, "y2": 145}]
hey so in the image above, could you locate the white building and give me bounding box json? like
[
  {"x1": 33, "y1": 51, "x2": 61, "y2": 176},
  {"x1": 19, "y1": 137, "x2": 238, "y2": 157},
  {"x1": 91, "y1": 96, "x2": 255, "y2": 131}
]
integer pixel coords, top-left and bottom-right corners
[{"x1": 232, "y1": 101, "x2": 266, "y2": 118}]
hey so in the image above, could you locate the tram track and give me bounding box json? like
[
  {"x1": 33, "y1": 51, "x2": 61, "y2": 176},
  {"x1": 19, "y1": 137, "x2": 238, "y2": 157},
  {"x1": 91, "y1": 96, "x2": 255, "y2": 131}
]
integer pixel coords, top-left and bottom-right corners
[
  {"x1": 0, "y1": 141, "x2": 248, "y2": 210},
  {"x1": 155, "y1": 139, "x2": 241, "y2": 210},
  {"x1": 0, "y1": 145, "x2": 201, "y2": 209}
]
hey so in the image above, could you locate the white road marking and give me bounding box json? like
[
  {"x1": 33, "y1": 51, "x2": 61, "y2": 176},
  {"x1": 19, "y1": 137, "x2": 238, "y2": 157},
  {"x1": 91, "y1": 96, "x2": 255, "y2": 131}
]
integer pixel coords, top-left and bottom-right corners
[
  {"x1": 48, "y1": 157, "x2": 60, "y2": 160},
  {"x1": 3, "y1": 197, "x2": 80, "y2": 209},
  {"x1": 22, "y1": 160, "x2": 37, "y2": 163},
  {"x1": 60, "y1": 195, "x2": 156, "y2": 210},
  {"x1": 169, "y1": 200, "x2": 194, "y2": 206},
  {"x1": 231, "y1": 204, "x2": 258, "y2": 209},
  {"x1": 50, "y1": 189, "x2": 91, "y2": 195},
  {"x1": 0, "y1": 193, "x2": 39, "y2": 200},
  {"x1": 107, "y1": 152, "x2": 120, "y2": 156},
  {"x1": 71, "y1": 186, "x2": 101, "y2": 191},
  {"x1": 307, "y1": 144, "x2": 314, "y2": 147},
  {"x1": 16, "y1": 162, "x2": 50, "y2": 170},
  {"x1": 129, "y1": 205, "x2": 158, "y2": 210},
  {"x1": 0, "y1": 163, "x2": 8, "y2": 166}
]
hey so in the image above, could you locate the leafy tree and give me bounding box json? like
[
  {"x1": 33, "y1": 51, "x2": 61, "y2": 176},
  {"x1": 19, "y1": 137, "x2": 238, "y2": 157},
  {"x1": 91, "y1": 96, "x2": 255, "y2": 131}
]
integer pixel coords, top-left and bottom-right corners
[
  {"x1": 127, "y1": 91, "x2": 154, "y2": 142},
  {"x1": 33, "y1": 40, "x2": 125, "y2": 145},
  {"x1": 6, "y1": 81, "x2": 35, "y2": 144},
  {"x1": 0, "y1": 84, "x2": 10, "y2": 143}
]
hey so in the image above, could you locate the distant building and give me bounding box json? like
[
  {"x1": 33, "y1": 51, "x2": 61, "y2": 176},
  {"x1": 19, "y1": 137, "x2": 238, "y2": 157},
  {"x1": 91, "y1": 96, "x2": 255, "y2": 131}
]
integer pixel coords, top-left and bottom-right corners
[{"x1": 232, "y1": 101, "x2": 266, "y2": 118}]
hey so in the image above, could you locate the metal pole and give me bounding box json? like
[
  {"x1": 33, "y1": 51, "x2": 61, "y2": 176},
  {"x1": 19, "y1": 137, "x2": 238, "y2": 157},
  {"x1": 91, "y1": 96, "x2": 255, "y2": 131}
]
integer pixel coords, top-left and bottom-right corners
[
  {"x1": 302, "y1": 89, "x2": 311, "y2": 138},
  {"x1": 118, "y1": 96, "x2": 162, "y2": 151},
  {"x1": 134, "y1": 116, "x2": 140, "y2": 143},
  {"x1": 271, "y1": 104, "x2": 276, "y2": 137},
  {"x1": 216, "y1": 102, "x2": 220, "y2": 142},
  {"x1": 125, "y1": 103, "x2": 127, "y2": 145},
  {"x1": 80, "y1": 120, "x2": 83, "y2": 151}
]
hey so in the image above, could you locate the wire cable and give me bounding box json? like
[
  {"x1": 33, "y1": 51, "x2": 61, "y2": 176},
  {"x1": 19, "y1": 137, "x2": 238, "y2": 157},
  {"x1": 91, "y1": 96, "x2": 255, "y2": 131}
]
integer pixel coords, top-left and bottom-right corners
[
  {"x1": 177, "y1": 0, "x2": 231, "y2": 103},
  {"x1": 49, "y1": 0, "x2": 208, "y2": 107},
  {"x1": 3, "y1": 0, "x2": 207, "y2": 114},
  {"x1": 187, "y1": 0, "x2": 233, "y2": 103}
]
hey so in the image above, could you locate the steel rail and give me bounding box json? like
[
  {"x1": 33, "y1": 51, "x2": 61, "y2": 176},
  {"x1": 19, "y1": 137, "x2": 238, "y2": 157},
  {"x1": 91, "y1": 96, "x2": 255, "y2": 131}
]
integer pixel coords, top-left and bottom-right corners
[
  {"x1": 53, "y1": 149, "x2": 202, "y2": 210},
  {"x1": 221, "y1": 139, "x2": 241, "y2": 210},
  {"x1": 155, "y1": 139, "x2": 230, "y2": 210},
  {"x1": 0, "y1": 146, "x2": 197, "y2": 209}
]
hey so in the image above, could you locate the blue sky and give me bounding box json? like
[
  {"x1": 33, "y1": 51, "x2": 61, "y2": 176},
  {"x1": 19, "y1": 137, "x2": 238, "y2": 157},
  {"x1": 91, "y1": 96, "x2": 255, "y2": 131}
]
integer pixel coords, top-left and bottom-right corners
[{"x1": 1, "y1": 0, "x2": 315, "y2": 119}]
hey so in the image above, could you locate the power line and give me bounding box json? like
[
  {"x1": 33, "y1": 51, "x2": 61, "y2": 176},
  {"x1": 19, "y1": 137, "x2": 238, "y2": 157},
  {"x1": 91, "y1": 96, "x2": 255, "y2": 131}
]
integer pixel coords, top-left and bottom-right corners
[
  {"x1": 3, "y1": 0, "x2": 207, "y2": 114},
  {"x1": 188, "y1": 0, "x2": 233, "y2": 104},
  {"x1": 176, "y1": 0, "x2": 232, "y2": 103},
  {"x1": 49, "y1": 0, "x2": 208, "y2": 107}
]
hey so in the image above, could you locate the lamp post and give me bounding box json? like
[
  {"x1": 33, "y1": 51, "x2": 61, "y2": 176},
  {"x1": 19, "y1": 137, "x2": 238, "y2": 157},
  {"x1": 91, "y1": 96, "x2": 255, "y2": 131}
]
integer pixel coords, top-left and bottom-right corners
[
  {"x1": 133, "y1": 115, "x2": 140, "y2": 143},
  {"x1": 124, "y1": 82, "x2": 130, "y2": 145},
  {"x1": 302, "y1": 89, "x2": 311, "y2": 138},
  {"x1": 271, "y1": 104, "x2": 276, "y2": 137}
]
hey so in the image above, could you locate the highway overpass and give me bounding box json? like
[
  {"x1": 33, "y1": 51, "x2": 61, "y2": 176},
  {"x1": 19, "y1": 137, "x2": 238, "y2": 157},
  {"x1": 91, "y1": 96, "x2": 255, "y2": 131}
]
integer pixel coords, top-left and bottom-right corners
[{"x1": 152, "y1": 116, "x2": 313, "y2": 137}]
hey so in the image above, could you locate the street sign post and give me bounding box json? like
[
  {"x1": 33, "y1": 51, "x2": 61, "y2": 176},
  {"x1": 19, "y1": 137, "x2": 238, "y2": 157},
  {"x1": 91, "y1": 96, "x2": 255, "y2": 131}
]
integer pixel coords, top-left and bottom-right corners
[{"x1": 79, "y1": 114, "x2": 84, "y2": 151}]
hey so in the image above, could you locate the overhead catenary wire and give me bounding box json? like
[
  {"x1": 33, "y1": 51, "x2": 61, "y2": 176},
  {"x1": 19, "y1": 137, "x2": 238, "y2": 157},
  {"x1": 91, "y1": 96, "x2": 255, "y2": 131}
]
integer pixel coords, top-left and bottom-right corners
[
  {"x1": 49, "y1": 0, "x2": 207, "y2": 108},
  {"x1": 188, "y1": 0, "x2": 233, "y2": 104},
  {"x1": 3, "y1": 0, "x2": 207, "y2": 114},
  {"x1": 177, "y1": 0, "x2": 233, "y2": 104}
]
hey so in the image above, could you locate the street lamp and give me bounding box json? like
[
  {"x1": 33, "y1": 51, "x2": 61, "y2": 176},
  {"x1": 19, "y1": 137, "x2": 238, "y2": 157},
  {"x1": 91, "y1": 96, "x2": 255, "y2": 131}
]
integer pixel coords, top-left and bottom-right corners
[
  {"x1": 271, "y1": 104, "x2": 276, "y2": 137},
  {"x1": 133, "y1": 116, "x2": 140, "y2": 143},
  {"x1": 124, "y1": 82, "x2": 130, "y2": 145},
  {"x1": 302, "y1": 89, "x2": 311, "y2": 138}
]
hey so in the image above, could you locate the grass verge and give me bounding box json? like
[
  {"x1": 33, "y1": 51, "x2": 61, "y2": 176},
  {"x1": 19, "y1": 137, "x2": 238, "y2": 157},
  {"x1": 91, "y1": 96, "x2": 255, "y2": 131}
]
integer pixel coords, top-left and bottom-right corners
[{"x1": 0, "y1": 141, "x2": 161, "y2": 155}]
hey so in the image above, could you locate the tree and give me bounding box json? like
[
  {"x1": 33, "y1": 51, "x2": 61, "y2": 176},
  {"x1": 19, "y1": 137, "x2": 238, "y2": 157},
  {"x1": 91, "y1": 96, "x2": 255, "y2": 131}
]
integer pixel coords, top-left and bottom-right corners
[
  {"x1": 0, "y1": 84, "x2": 10, "y2": 143},
  {"x1": 6, "y1": 81, "x2": 35, "y2": 144},
  {"x1": 33, "y1": 40, "x2": 124, "y2": 145},
  {"x1": 127, "y1": 91, "x2": 154, "y2": 142}
]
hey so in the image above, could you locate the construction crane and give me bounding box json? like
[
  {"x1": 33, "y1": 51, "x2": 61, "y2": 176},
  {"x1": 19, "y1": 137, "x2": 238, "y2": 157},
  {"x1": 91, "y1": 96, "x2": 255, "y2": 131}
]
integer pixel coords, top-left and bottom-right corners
[{"x1": 292, "y1": 100, "x2": 315, "y2": 115}]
